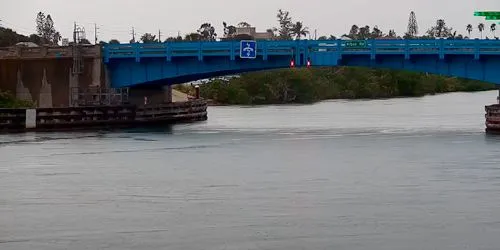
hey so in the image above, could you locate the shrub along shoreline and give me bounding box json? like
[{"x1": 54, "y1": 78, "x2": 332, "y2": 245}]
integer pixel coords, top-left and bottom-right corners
[
  {"x1": 174, "y1": 67, "x2": 497, "y2": 105},
  {"x1": 0, "y1": 91, "x2": 34, "y2": 108}
]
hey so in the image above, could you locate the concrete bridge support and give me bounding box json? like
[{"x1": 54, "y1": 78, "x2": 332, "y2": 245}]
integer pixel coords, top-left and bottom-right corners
[
  {"x1": 127, "y1": 85, "x2": 175, "y2": 106},
  {"x1": 0, "y1": 45, "x2": 104, "y2": 108}
]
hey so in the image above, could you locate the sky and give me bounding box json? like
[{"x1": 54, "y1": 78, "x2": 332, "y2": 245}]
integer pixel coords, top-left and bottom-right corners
[{"x1": 1, "y1": 0, "x2": 499, "y2": 43}]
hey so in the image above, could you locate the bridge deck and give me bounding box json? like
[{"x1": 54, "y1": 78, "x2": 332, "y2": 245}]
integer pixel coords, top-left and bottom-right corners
[{"x1": 103, "y1": 39, "x2": 500, "y2": 63}]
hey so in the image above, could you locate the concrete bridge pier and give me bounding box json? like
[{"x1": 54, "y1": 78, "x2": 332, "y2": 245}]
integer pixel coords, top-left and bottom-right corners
[{"x1": 127, "y1": 84, "x2": 175, "y2": 106}]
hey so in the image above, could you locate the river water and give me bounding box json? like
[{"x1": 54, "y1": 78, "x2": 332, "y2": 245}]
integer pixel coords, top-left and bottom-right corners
[{"x1": 1, "y1": 91, "x2": 500, "y2": 250}]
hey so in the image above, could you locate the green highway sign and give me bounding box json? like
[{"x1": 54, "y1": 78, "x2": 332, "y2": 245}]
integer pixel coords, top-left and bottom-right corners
[
  {"x1": 485, "y1": 16, "x2": 500, "y2": 20},
  {"x1": 474, "y1": 11, "x2": 500, "y2": 17},
  {"x1": 345, "y1": 40, "x2": 367, "y2": 48}
]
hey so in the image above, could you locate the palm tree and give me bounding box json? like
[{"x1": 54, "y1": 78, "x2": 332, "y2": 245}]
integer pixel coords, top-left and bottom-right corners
[
  {"x1": 466, "y1": 24, "x2": 473, "y2": 38},
  {"x1": 478, "y1": 23, "x2": 485, "y2": 39},
  {"x1": 491, "y1": 23, "x2": 497, "y2": 38},
  {"x1": 436, "y1": 19, "x2": 446, "y2": 37},
  {"x1": 291, "y1": 21, "x2": 309, "y2": 40}
]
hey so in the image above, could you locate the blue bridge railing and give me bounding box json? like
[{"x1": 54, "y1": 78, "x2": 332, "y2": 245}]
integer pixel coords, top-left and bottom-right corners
[{"x1": 103, "y1": 39, "x2": 500, "y2": 64}]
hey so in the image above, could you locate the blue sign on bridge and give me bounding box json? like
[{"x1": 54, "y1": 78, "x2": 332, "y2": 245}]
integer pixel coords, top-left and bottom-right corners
[{"x1": 240, "y1": 40, "x2": 256, "y2": 59}]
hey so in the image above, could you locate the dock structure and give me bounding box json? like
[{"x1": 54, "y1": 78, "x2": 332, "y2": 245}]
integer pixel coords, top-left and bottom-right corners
[{"x1": 0, "y1": 100, "x2": 207, "y2": 133}]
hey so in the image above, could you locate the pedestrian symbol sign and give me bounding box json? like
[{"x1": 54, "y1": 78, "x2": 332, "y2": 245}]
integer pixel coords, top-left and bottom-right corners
[{"x1": 240, "y1": 40, "x2": 257, "y2": 59}]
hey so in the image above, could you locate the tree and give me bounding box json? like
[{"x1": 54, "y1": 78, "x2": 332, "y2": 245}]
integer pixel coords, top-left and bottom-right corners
[
  {"x1": 491, "y1": 23, "x2": 497, "y2": 38},
  {"x1": 109, "y1": 39, "x2": 120, "y2": 44},
  {"x1": 0, "y1": 27, "x2": 23, "y2": 47},
  {"x1": 388, "y1": 29, "x2": 397, "y2": 38},
  {"x1": 29, "y1": 34, "x2": 42, "y2": 44},
  {"x1": 237, "y1": 22, "x2": 251, "y2": 28},
  {"x1": 466, "y1": 24, "x2": 473, "y2": 37},
  {"x1": 197, "y1": 23, "x2": 217, "y2": 41},
  {"x1": 0, "y1": 26, "x2": 46, "y2": 47},
  {"x1": 478, "y1": 23, "x2": 485, "y2": 39},
  {"x1": 358, "y1": 25, "x2": 370, "y2": 39},
  {"x1": 318, "y1": 35, "x2": 328, "y2": 40},
  {"x1": 275, "y1": 9, "x2": 293, "y2": 40},
  {"x1": 165, "y1": 36, "x2": 183, "y2": 42},
  {"x1": 348, "y1": 25, "x2": 359, "y2": 39},
  {"x1": 291, "y1": 21, "x2": 309, "y2": 40},
  {"x1": 426, "y1": 19, "x2": 453, "y2": 38},
  {"x1": 184, "y1": 32, "x2": 202, "y2": 41},
  {"x1": 405, "y1": 11, "x2": 418, "y2": 38},
  {"x1": 140, "y1": 33, "x2": 157, "y2": 43},
  {"x1": 35, "y1": 12, "x2": 45, "y2": 40},
  {"x1": 223, "y1": 22, "x2": 237, "y2": 38},
  {"x1": 371, "y1": 25, "x2": 383, "y2": 39},
  {"x1": 35, "y1": 12, "x2": 61, "y2": 45}
]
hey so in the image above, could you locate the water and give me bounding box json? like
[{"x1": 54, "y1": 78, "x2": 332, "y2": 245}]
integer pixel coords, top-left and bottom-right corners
[{"x1": 1, "y1": 91, "x2": 500, "y2": 250}]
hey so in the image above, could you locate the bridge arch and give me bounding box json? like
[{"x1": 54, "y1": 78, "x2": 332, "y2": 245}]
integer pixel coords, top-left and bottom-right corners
[{"x1": 103, "y1": 39, "x2": 500, "y2": 87}]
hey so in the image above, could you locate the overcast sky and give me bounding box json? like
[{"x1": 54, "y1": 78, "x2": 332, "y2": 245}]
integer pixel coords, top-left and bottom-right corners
[{"x1": 1, "y1": 0, "x2": 499, "y2": 43}]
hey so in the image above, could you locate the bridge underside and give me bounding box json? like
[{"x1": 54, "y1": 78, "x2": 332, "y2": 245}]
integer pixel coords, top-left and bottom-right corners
[{"x1": 107, "y1": 54, "x2": 500, "y2": 88}]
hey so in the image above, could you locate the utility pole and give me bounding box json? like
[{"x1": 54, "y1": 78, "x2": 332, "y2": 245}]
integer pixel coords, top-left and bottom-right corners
[
  {"x1": 314, "y1": 29, "x2": 317, "y2": 40},
  {"x1": 158, "y1": 29, "x2": 161, "y2": 42},
  {"x1": 131, "y1": 27, "x2": 136, "y2": 43},
  {"x1": 94, "y1": 23, "x2": 99, "y2": 44},
  {"x1": 73, "y1": 22, "x2": 77, "y2": 44}
]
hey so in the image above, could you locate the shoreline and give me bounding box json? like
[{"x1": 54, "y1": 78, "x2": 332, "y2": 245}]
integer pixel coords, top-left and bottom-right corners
[{"x1": 205, "y1": 89, "x2": 498, "y2": 107}]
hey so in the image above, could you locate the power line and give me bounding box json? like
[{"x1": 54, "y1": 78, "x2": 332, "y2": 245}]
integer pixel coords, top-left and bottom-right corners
[{"x1": 0, "y1": 19, "x2": 35, "y2": 34}]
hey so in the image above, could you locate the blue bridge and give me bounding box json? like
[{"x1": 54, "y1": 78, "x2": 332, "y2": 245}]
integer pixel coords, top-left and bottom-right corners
[{"x1": 103, "y1": 39, "x2": 500, "y2": 88}]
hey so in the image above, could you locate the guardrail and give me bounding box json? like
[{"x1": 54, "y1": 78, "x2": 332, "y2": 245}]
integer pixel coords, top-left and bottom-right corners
[
  {"x1": 103, "y1": 39, "x2": 500, "y2": 62},
  {"x1": 0, "y1": 45, "x2": 101, "y2": 60}
]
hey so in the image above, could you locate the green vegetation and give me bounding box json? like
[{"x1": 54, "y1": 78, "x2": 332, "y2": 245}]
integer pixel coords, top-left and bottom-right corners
[
  {"x1": 0, "y1": 91, "x2": 34, "y2": 108},
  {"x1": 170, "y1": 10, "x2": 497, "y2": 105},
  {"x1": 175, "y1": 67, "x2": 496, "y2": 105},
  {"x1": 1, "y1": 10, "x2": 498, "y2": 107},
  {"x1": 0, "y1": 12, "x2": 61, "y2": 47}
]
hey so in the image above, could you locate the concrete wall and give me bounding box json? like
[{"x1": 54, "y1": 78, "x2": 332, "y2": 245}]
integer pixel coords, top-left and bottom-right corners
[{"x1": 0, "y1": 46, "x2": 104, "y2": 107}]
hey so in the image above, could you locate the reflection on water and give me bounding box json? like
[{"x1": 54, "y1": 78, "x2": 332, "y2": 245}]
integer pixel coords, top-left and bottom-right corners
[{"x1": 1, "y1": 91, "x2": 500, "y2": 250}]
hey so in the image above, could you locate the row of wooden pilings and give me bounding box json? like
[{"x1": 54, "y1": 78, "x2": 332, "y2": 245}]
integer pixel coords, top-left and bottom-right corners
[
  {"x1": 0, "y1": 99, "x2": 207, "y2": 133},
  {"x1": 485, "y1": 89, "x2": 500, "y2": 134}
]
